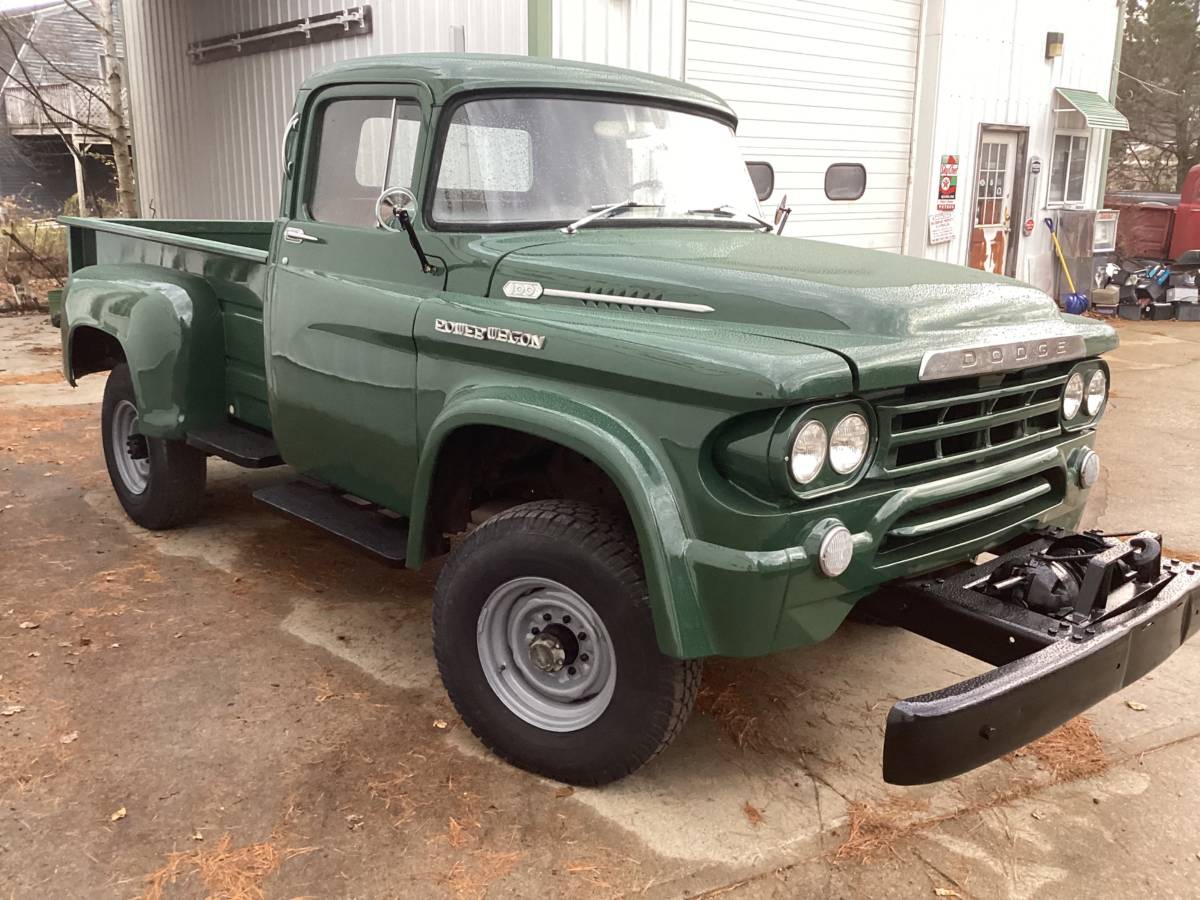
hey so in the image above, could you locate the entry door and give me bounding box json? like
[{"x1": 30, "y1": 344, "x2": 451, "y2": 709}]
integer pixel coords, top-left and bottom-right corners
[
  {"x1": 968, "y1": 131, "x2": 1019, "y2": 274},
  {"x1": 266, "y1": 86, "x2": 440, "y2": 513}
]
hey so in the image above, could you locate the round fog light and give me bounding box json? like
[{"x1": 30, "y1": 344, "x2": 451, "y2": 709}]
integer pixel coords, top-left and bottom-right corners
[
  {"x1": 1078, "y1": 448, "x2": 1101, "y2": 488},
  {"x1": 818, "y1": 525, "x2": 854, "y2": 577}
]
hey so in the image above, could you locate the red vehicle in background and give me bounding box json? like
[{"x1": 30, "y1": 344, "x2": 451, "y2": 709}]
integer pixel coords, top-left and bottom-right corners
[{"x1": 1106, "y1": 164, "x2": 1200, "y2": 262}]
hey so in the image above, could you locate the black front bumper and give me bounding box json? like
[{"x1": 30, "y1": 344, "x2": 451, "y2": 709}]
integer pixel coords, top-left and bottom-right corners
[{"x1": 860, "y1": 531, "x2": 1200, "y2": 785}]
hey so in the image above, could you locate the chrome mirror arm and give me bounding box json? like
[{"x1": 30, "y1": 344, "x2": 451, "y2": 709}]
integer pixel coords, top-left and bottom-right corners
[{"x1": 375, "y1": 186, "x2": 436, "y2": 275}]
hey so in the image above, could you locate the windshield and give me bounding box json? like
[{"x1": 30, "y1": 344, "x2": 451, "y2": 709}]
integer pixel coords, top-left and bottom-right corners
[{"x1": 430, "y1": 96, "x2": 762, "y2": 229}]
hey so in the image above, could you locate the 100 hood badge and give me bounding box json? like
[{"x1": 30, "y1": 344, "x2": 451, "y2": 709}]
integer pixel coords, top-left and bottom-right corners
[
  {"x1": 919, "y1": 335, "x2": 1086, "y2": 381},
  {"x1": 435, "y1": 318, "x2": 546, "y2": 351}
]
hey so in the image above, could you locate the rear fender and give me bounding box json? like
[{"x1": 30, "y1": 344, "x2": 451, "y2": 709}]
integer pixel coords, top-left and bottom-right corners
[
  {"x1": 408, "y1": 386, "x2": 710, "y2": 659},
  {"x1": 62, "y1": 264, "x2": 226, "y2": 438}
]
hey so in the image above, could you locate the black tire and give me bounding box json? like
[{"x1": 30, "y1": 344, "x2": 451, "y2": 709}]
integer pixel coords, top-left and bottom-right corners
[
  {"x1": 433, "y1": 500, "x2": 701, "y2": 786},
  {"x1": 101, "y1": 363, "x2": 207, "y2": 530}
]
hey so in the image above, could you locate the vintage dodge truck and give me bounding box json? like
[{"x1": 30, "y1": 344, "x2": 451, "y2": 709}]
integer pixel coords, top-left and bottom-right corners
[{"x1": 59, "y1": 54, "x2": 1198, "y2": 786}]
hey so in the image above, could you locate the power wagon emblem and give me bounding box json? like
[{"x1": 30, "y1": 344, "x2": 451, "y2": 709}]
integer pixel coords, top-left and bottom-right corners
[{"x1": 434, "y1": 318, "x2": 547, "y2": 351}]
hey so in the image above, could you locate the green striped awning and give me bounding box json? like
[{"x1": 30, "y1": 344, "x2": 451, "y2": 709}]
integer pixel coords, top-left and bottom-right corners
[{"x1": 1054, "y1": 88, "x2": 1129, "y2": 131}]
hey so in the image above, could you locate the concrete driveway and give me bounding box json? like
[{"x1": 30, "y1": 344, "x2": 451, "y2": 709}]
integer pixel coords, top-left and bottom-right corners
[{"x1": 2, "y1": 313, "x2": 1199, "y2": 898}]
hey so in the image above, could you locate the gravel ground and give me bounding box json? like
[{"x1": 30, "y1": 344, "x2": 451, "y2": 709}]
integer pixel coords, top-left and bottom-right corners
[{"x1": 2, "y1": 312, "x2": 1199, "y2": 899}]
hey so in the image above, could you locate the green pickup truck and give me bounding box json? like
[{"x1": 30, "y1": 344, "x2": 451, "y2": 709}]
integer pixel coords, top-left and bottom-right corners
[{"x1": 59, "y1": 54, "x2": 1198, "y2": 787}]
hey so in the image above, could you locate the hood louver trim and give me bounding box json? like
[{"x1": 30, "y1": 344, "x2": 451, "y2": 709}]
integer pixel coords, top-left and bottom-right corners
[{"x1": 542, "y1": 286, "x2": 714, "y2": 314}]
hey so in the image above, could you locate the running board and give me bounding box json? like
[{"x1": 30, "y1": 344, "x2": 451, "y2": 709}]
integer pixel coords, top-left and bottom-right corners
[
  {"x1": 253, "y1": 480, "x2": 408, "y2": 563},
  {"x1": 187, "y1": 423, "x2": 282, "y2": 468}
]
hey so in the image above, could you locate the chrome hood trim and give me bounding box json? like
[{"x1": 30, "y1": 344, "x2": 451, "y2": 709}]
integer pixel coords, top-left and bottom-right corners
[
  {"x1": 501, "y1": 279, "x2": 713, "y2": 314},
  {"x1": 918, "y1": 335, "x2": 1087, "y2": 382}
]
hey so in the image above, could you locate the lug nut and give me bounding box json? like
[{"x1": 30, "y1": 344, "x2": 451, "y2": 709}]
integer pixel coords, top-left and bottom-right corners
[
  {"x1": 562, "y1": 615, "x2": 571, "y2": 624},
  {"x1": 580, "y1": 653, "x2": 589, "y2": 663},
  {"x1": 542, "y1": 613, "x2": 551, "y2": 621},
  {"x1": 567, "y1": 666, "x2": 577, "y2": 676},
  {"x1": 531, "y1": 627, "x2": 539, "y2": 635},
  {"x1": 577, "y1": 632, "x2": 587, "y2": 641}
]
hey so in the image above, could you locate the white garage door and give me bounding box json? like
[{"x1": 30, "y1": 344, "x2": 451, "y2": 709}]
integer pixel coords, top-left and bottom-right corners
[{"x1": 685, "y1": 0, "x2": 921, "y2": 252}]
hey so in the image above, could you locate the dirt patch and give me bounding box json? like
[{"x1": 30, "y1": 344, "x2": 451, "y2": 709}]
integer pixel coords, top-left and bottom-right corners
[
  {"x1": 694, "y1": 658, "x2": 811, "y2": 755},
  {"x1": 1165, "y1": 547, "x2": 1200, "y2": 563},
  {"x1": 1009, "y1": 715, "x2": 1109, "y2": 782},
  {"x1": 0, "y1": 370, "x2": 62, "y2": 386},
  {"x1": 832, "y1": 716, "x2": 1110, "y2": 864},
  {"x1": 141, "y1": 830, "x2": 317, "y2": 900},
  {"x1": 832, "y1": 794, "x2": 934, "y2": 864}
]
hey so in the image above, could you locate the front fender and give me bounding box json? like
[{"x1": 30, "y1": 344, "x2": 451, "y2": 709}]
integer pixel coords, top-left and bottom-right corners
[
  {"x1": 62, "y1": 264, "x2": 225, "y2": 437},
  {"x1": 407, "y1": 386, "x2": 712, "y2": 659}
]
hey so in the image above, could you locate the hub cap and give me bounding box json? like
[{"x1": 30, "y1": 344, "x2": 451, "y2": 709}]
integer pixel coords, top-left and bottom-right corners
[
  {"x1": 476, "y1": 577, "x2": 616, "y2": 732},
  {"x1": 110, "y1": 399, "x2": 150, "y2": 495}
]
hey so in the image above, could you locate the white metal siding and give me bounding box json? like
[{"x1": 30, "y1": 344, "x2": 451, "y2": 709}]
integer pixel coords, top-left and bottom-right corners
[
  {"x1": 123, "y1": 0, "x2": 527, "y2": 219},
  {"x1": 905, "y1": 0, "x2": 1122, "y2": 294},
  {"x1": 551, "y1": 0, "x2": 687, "y2": 79},
  {"x1": 686, "y1": 0, "x2": 921, "y2": 252}
]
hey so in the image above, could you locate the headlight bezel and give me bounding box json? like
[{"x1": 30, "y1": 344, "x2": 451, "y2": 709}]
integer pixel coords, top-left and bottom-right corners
[
  {"x1": 773, "y1": 401, "x2": 877, "y2": 499},
  {"x1": 1061, "y1": 360, "x2": 1110, "y2": 431}
]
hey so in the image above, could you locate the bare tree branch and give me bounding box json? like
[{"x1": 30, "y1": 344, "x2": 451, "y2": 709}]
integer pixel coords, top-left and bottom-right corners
[
  {"x1": 0, "y1": 21, "x2": 109, "y2": 153},
  {"x1": 0, "y1": 17, "x2": 118, "y2": 117},
  {"x1": 59, "y1": 0, "x2": 104, "y2": 35}
]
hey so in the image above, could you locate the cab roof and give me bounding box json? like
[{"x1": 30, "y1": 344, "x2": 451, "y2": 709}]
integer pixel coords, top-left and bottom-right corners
[{"x1": 300, "y1": 53, "x2": 735, "y2": 123}]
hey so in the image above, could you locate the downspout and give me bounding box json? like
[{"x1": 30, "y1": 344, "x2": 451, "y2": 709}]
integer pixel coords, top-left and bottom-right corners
[
  {"x1": 528, "y1": 0, "x2": 552, "y2": 57},
  {"x1": 1096, "y1": 0, "x2": 1126, "y2": 207},
  {"x1": 901, "y1": 0, "x2": 947, "y2": 257}
]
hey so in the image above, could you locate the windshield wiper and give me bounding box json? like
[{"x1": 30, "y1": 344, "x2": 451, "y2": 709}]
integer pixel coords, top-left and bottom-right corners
[
  {"x1": 562, "y1": 200, "x2": 662, "y2": 234},
  {"x1": 685, "y1": 205, "x2": 773, "y2": 231}
]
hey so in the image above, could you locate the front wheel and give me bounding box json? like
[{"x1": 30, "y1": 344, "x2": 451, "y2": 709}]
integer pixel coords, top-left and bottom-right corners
[
  {"x1": 433, "y1": 500, "x2": 701, "y2": 786},
  {"x1": 101, "y1": 363, "x2": 206, "y2": 530}
]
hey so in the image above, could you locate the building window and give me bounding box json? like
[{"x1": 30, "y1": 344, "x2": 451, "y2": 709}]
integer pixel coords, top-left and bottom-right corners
[{"x1": 1049, "y1": 133, "x2": 1088, "y2": 205}]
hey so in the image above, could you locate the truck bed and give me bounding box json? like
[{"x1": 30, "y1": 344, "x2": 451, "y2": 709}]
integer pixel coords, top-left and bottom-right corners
[{"x1": 60, "y1": 216, "x2": 274, "y2": 432}]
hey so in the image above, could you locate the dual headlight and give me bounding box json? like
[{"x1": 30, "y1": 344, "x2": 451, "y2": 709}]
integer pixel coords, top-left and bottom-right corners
[
  {"x1": 1062, "y1": 365, "x2": 1108, "y2": 426},
  {"x1": 788, "y1": 408, "x2": 872, "y2": 489}
]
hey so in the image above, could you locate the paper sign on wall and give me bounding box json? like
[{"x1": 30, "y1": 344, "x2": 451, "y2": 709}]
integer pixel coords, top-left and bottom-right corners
[
  {"x1": 929, "y1": 211, "x2": 954, "y2": 244},
  {"x1": 937, "y1": 154, "x2": 958, "y2": 211}
]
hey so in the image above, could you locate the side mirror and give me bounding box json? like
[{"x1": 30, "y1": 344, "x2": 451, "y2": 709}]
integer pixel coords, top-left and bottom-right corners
[
  {"x1": 375, "y1": 185, "x2": 436, "y2": 275},
  {"x1": 824, "y1": 163, "x2": 866, "y2": 201},
  {"x1": 376, "y1": 185, "x2": 418, "y2": 231},
  {"x1": 745, "y1": 161, "x2": 775, "y2": 202},
  {"x1": 774, "y1": 193, "x2": 789, "y2": 226}
]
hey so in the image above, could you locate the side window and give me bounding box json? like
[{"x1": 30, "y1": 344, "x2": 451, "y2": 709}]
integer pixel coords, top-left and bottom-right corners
[{"x1": 309, "y1": 98, "x2": 421, "y2": 227}]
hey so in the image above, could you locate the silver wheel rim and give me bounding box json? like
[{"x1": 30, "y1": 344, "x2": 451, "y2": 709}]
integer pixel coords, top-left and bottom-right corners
[
  {"x1": 110, "y1": 399, "x2": 150, "y2": 495},
  {"x1": 476, "y1": 577, "x2": 616, "y2": 732}
]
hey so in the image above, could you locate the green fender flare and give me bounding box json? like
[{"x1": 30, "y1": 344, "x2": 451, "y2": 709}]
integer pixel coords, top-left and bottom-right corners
[
  {"x1": 407, "y1": 387, "x2": 712, "y2": 659},
  {"x1": 62, "y1": 265, "x2": 226, "y2": 438}
]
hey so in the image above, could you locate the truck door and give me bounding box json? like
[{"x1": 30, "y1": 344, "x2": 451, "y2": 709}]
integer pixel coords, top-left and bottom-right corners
[{"x1": 266, "y1": 84, "x2": 439, "y2": 513}]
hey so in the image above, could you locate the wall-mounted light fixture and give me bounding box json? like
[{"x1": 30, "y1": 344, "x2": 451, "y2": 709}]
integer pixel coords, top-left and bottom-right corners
[{"x1": 1046, "y1": 32, "x2": 1064, "y2": 60}]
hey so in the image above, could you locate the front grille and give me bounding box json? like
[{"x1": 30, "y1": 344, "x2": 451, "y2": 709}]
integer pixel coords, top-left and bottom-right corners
[
  {"x1": 877, "y1": 471, "x2": 1063, "y2": 560},
  {"x1": 873, "y1": 363, "x2": 1074, "y2": 479}
]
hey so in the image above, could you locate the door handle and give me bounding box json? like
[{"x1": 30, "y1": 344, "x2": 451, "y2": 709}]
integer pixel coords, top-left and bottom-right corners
[{"x1": 283, "y1": 226, "x2": 322, "y2": 244}]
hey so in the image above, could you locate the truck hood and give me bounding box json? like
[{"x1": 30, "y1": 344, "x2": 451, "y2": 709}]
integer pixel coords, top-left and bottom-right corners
[{"x1": 489, "y1": 229, "x2": 1117, "y2": 390}]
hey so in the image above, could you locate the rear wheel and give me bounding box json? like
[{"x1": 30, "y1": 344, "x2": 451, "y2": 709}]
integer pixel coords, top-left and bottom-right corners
[
  {"x1": 101, "y1": 363, "x2": 206, "y2": 530},
  {"x1": 433, "y1": 500, "x2": 701, "y2": 785}
]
